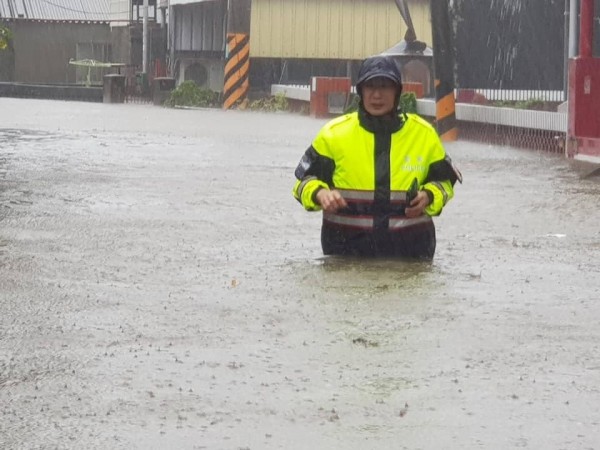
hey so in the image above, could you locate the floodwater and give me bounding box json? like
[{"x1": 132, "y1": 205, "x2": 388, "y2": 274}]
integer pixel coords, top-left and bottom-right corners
[{"x1": 1, "y1": 98, "x2": 599, "y2": 450}]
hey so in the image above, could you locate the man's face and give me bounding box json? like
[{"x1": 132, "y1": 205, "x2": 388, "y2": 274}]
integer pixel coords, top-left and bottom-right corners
[{"x1": 361, "y1": 77, "x2": 399, "y2": 116}]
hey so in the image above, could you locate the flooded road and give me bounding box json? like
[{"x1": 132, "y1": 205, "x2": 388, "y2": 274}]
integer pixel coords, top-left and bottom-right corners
[{"x1": 1, "y1": 98, "x2": 599, "y2": 450}]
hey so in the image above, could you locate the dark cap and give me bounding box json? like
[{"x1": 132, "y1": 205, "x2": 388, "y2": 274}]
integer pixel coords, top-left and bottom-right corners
[{"x1": 356, "y1": 56, "x2": 403, "y2": 94}]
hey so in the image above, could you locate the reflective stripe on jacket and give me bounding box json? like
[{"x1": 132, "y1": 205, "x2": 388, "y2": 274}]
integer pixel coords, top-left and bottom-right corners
[{"x1": 322, "y1": 188, "x2": 433, "y2": 231}]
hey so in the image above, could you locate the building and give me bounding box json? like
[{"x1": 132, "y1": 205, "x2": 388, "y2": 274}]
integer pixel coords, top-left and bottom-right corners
[
  {"x1": 6, "y1": 0, "x2": 423, "y2": 95},
  {"x1": 110, "y1": 0, "x2": 169, "y2": 83},
  {"x1": 0, "y1": 0, "x2": 113, "y2": 84},
  {"x1": 160, "y1": 0, "x2": 429, "y2": 96},
  {"x1": 249, "y1": 0, "x2": 430, "y2": 90},
  {"x1": 167, "y1": 0, "x2": 229, "y2": 94},
  {"x1": 0, "y1": 0, "x2": 168, "y2": 87}
]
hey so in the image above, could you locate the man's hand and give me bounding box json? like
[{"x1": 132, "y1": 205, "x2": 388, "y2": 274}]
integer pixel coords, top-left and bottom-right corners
[
  {"x1": 405, "y1": 191, "x2": 430, "y2": 218},
  {"x1": 315, "y1": 189, "x2": 347, "y2": 213}
]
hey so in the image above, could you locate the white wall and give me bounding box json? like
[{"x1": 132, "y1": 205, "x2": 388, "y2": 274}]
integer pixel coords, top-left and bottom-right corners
[
  {"x1": 110, "y1": 0, "x2": 131, "y2": 26},
  {"x1": 170, "y1": 0, "x2": 221, "y2": 4}
]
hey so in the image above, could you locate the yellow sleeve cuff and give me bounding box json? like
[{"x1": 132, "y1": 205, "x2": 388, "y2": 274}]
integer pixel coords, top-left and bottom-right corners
[
  {"x1": 423, "y1": 180, "x2": 454, "y2": 216},
  {"x1": 293, "y1": 178, "x2": 330, "y2": 211}
]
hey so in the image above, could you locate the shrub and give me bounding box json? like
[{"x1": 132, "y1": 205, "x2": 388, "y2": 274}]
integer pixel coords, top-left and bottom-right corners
[
  {"x1": 492, "y1": 98, "x2": 546, "y2": 110},
  {"x1": 248, "y1": 92, "x2": 289, "y2": 112},
  {"x1": 399, "y1": 92, "x2": 417, "y2": 114},
  {"x1": 165, "y1": 81, "x2": 219, "y2": 108}
]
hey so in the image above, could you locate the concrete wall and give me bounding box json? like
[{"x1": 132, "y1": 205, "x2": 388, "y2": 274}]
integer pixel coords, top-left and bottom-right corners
[{"x1": 0, "y1": 81, "x2": 103, "y2": 102}]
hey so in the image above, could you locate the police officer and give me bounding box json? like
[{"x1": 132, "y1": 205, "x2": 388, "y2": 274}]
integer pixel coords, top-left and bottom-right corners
[{"x1": 293, "y1": 55, "x2": 461, "y2": 259}]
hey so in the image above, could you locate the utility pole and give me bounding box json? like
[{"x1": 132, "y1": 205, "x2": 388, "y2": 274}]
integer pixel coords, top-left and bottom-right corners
[
  {"x1": 569, "y1": 0, "x2": 580, "y2": 58},
  {"x1": 430, "y1": 0, "x2": 458, "y2": 141},
  {"x1": 223, "y1": 0, "x2": 251, "y2": 109},
  {"x1": 143, "y1": 0, "x2": 149, "y2": 74},
  {"x1": 563, "y1": 0, "x2": 570, "y2": 100}
]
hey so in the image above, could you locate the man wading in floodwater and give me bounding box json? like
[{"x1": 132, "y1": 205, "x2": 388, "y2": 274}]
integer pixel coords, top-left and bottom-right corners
[{"x1": 293, "y1": 55, "x2": 461, "y2": 259}]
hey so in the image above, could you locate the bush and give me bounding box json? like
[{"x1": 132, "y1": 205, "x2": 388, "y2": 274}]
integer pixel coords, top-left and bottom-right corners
[
  {"x1": 492, "y1": 98, "x2": 547, "y2": 111},
  {"x1": 165, "y1": 81, "x2": 220, "y2": 108},
  {"x1": 248, "y1": 92, "x2": 289, "y2": 112},
  {"x1": 399, "y1": 92, "x2": 417, "y2": 113}
]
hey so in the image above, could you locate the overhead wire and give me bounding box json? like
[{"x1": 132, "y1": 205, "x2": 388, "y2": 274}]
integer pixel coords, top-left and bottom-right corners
[
  {"x1": 37, "y1": 0, "x2": 140, "y2": 16},
  {"x1": 0, "y1": 0, "x2": 159, "y2": 18}
]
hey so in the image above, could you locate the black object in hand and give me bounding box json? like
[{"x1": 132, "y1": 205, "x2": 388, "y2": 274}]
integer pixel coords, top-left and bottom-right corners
[{"x1": 406, "y1": 177, "x2": 419, "y2": 204}]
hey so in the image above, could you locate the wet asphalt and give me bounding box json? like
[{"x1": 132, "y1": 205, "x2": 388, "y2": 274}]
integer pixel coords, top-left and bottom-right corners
[{"x1": 1, "y1": 98, "x2": 599, "y2": 450}]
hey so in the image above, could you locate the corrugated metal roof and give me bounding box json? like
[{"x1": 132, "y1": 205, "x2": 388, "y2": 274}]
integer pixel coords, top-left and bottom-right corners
[{"x1": 0, "y1": 0, "x2": 110, "y2": 21}]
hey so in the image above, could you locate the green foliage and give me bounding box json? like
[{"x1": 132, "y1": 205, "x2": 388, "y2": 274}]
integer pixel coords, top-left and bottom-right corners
[
  {"x1": 0, "y1": 25, "x2": 13, "y2": 50},
  {"x1": 492, "y1": 98, "x2": 545, "y2": 110},
  {"x1": 249, "y1": 92, "x2": 289, "y2": 112},
  {"x1": 343, "y1": 92, "x2": 418, "y2": 114},
  {"x1": 399, "y1": 92, "x2": 417, "y2": 113},
  {"x1": 164, "y1": 80, "x2": 219, "y2": 108}
]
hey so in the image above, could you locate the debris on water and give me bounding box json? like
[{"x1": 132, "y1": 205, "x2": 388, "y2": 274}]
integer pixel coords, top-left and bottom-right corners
[
  {"x1": 399, "y1": 402, "x2": 409, "y2": 417},
  {"x1": 352, "y1": 337, "x2": 379, "y2": 347},
  {"x1": 328, "y1": 409, "x2": 340, "y2": 422}
]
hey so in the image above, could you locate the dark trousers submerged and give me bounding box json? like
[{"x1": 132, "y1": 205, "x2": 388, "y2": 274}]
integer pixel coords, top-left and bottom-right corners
[{"x1": 321, "y1": 219, "x2": 436, "y2": 260}]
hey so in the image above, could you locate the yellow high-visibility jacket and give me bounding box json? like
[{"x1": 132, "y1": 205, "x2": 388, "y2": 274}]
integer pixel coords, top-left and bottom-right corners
[{"x1": 293, "y1": 110, "x2": 460, "y2": 258}]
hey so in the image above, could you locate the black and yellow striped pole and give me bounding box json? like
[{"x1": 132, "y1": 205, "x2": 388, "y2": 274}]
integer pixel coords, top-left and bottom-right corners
[
  {"x1": 430, "y1": 0, "x2": 458, "y2": 141},
  {"x1": 223, "y1": 0, "x2": 251, "y2": 110},
  {"x1": 224, "y1": 33, "x2": 250, "y2": 109}
]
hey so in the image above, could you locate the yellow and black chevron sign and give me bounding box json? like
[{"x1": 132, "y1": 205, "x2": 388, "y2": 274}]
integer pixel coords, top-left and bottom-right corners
[{"x1": 223, "y1": 33, "x2": 250, "y2": 110}]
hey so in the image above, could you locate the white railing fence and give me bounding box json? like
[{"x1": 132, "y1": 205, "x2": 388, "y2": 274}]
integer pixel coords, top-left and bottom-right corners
[
  {"x1": 271, "y1": 84, "x2": 567, "y2": 132},
  {"x1": 271, "y1": 83, "x2": 568, "y2": 153},
  {"x1": 272, "y1": 84, "x2": 565, "y2": 103}
]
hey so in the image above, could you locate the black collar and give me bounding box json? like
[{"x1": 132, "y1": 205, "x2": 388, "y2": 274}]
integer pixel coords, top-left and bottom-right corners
[{"x1": 358, "y1": 105, "x2": 405, "y2": 134}]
